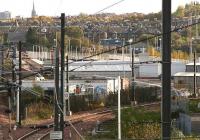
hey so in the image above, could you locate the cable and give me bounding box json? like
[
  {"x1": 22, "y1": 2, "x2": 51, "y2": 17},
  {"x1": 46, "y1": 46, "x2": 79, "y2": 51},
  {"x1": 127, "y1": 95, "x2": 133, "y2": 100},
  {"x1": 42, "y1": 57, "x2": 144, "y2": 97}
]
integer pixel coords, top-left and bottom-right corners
[
  {"x1": 69, "y1": 60, "x2": 161, "y2": 72},
  {"x1": 94, "y1": 0, "x2": 126, "y2": 14},
  {"x1": 67, "y1": 20, "x2": 200, "y2": 67},
  {"x1": 0, "y1": 75, "x2": 42, "y2": 97},
  {"x1": 70, "y1": 60, "x2": 94, "y2": 71}
]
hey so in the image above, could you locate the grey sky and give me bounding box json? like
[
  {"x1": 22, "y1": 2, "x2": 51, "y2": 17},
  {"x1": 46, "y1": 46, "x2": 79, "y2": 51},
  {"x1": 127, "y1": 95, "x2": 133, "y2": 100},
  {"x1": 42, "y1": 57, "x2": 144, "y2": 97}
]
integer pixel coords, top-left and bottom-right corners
[{"x1": 0, "y1": 0, "x2": 197, "y2": 17}]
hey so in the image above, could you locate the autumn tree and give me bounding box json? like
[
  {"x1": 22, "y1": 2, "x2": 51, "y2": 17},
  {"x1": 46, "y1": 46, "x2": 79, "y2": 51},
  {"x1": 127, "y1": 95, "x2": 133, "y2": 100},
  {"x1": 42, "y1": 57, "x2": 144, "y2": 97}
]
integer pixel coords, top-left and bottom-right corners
[
  {"x1": 65, "y1": 26, "x2": 84, "y2": 39},
  {"x1": 26, "y1": 27, "x2": 38, "y2": 45},
  {"x1": 174, "y1": 6, "x2": 185, "y2": 18}
]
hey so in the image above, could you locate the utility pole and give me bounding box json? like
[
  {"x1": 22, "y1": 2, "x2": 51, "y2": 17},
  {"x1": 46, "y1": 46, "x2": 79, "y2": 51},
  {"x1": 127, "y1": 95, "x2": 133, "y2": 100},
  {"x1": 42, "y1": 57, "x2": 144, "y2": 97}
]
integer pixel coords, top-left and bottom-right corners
[
  {"x1": 131, "y1": 47, "x2": 136, "y2": 106},
  {"x1": 54, "y1": 42, "x2": 59, "y2": 131},
  {"x1": 118, "y1": 76, "x2": 121, "y2": 140},
  {"x1": 17, "y1": 41, "x2": 22, "y2": 126},
  {"x1": 194, "y1": 1, "x2": 199, "y2": 39},
  {"x1": 162, "y1": 0, "x2": 171, "y2": 139},
  {"x1": 194, "y1": 50, "x2": 197, "y2": 97},
  {"x1": 189, "y1": 10, "x2": 193, "y2": 59},
  {"x1": 122, "y1": 38, "x2": 125, "y2": 80},
  {"x1": 8, "y1": 87, "x2": 12, "y2": 135},
  {"x1": 66, "y1": 55, "x2": 71, "y2": 115},
  {"x1": 60, "y1": 13, "x2": 65, "y2": 139},
  {"x1": 12, "y1": 45, "x2": 17, "y2": 125},
  {"x1": 0, "y1": 45, "x2": 4, "y2": 81}
]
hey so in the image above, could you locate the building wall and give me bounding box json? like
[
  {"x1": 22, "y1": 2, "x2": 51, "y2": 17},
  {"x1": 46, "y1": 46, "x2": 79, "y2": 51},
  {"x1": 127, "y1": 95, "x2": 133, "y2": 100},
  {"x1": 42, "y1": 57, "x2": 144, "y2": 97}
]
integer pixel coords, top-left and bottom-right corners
[
  {"x1": 174, "y1": 76, "x2": 200, "y2": 89},
  {"x1": 139, "y1": 63, "x2": 161, "y2": 78},
  {"x1": 69, "y1": 71, "x2": 134, "y2": 79},
  {"x1": 186, "y1": 65, "x2": 200, "y2": 72},
  {"x1": 172, "y1": 62, "x2": 186, "y2": 74},
  {"x1": 138, "y1": 62, "x2": 185, "y2": 78}
]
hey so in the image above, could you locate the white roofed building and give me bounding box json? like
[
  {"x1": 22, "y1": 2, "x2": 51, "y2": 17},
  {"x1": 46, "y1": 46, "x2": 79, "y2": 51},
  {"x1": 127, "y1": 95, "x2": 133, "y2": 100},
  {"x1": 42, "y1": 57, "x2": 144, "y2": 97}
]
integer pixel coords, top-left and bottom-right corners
[
  {"x1": 186, "y1": 63, "x2": 200, "y2": 72},
  {"x1": 174, "y1": 72, "x2": 200, "y2": 89},
  {"x1": 69, "y1": 61, "x2": 138, "y2": 79}
]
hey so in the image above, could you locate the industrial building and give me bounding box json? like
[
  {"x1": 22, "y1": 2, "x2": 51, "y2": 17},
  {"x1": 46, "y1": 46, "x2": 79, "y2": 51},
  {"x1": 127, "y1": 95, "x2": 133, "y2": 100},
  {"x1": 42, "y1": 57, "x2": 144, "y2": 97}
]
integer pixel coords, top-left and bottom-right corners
[
  {"x1": 174, "y1": 72, "x2": 200, "y2": 89},
  {"x1": 186, "y1": 62, "x2": 200, "y2": 72},
  {"x1": 69, "y1": 61, "x2": 136, "y2": 79},
  {"x1": 174, "y1": 62, "x2": 200, "y2": 89}
]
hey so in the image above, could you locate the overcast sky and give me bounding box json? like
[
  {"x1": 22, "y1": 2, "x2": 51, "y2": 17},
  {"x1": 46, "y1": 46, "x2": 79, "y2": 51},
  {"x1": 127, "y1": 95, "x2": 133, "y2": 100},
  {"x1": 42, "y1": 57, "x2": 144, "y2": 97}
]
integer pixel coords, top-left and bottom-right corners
[{"x1": 0, "y1": 0, "x2": 197, "y2": 17}]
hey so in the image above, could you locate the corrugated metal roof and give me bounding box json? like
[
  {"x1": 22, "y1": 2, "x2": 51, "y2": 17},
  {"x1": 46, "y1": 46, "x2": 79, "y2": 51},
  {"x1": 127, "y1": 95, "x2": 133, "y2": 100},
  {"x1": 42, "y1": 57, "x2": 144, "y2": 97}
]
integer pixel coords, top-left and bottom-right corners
[
  {"x1": 186, "y1": 63, "x2": 200, "y2": 66},
  {"x1": 174, "y1": 72, "x2": 200, "y2": 77},
  {"x1": 69, "y1": 64, "x2": 131, "y2": 72},
  {"x1": 70, "y1": 60, "x2": 132, "y2": 66}
]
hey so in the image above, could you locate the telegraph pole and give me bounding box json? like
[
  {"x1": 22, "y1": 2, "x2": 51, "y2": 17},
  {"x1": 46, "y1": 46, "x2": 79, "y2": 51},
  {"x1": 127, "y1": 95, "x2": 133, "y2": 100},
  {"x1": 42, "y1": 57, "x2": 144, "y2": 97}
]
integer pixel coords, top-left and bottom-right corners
[
  {"x1": 66, "y1": 55, "x2": 70, "y2": 115},
  {"x1": 131, "y1": 47, "x2": 136, "y2": 106},
  {"x1": 118, "y1": 76, "x2": 121, "y2": 140},
  {"x1": 12, "y1": 45, "x2": 17, "y2": 125},
  {"x1": 194, "y1": 50, "x2": 197, "y2": 97},
  {"x1": 162, "y1": 0, "x2": 171, "y2": 139},
  {"x1": 54, "y1": 42, "x2": 59, "y2": 131},
  {"x1": 18, "y1": 41, "x2": 22, "y2": 126},
  {"x1": 60, "y1": 13, "x2": 65, "y2": 139}
]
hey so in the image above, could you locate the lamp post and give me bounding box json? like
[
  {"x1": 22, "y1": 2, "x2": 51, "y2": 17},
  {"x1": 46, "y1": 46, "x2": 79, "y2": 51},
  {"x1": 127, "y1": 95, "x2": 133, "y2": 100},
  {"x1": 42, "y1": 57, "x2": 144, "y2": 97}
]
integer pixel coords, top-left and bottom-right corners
[
  {"x1": 194, "y1": 1, "x2": 199, "y2": 39},
  {"x1": 159, "y1": 38, "x2": 162, "y2": 56},
  {"x1": 194, "y1": 49, "x2": 197, "y2": 97},
  {"x1": 128, "y1": 39, "x2": 136, "y2": 105},
  {"x1": 122, "y1": 38, "x2": 125, "y2": 80},
  {"x1": 117, "y1": 76, "x2": 121, "y2": 140}
]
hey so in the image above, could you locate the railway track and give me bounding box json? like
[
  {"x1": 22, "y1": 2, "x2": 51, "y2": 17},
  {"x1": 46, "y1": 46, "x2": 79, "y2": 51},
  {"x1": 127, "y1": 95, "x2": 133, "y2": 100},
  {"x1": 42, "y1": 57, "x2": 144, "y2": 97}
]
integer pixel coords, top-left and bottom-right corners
[
  {"x1": 17, "y1": 109, "x2": 112, "y2": 140},
  {"x1": 0, "y1": 125, "x2": 3, "y2": 140},
  {"x1": 134, "y1": 102, "x2": 161, "y2": 107},
  {"x1": 16, "y1": 103, "x2": 159, "y2": 140},
  {"x1": 17, "y1": 128, "x2": 51, "y2": 140}
]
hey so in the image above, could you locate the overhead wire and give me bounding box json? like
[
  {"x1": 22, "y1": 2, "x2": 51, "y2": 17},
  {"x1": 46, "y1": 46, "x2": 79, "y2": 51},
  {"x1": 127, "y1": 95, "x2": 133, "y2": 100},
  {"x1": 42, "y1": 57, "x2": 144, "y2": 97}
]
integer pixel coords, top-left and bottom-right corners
[
  {"x1": 1, "y1": 1, "x2": 196, "y2": 135},
  {"x1": 65, "y1": 21, "x2": 200, "y2": 72},
  {"x1": 94, "y1": 0, "x2": 126, "y2": 14},
  {"x1": 0, "y1": 75, "x2": 42, "y2": 97},
  {"x1": 1, "y1": 20, "x2": 199, "y2": 80},
  {"x1": 71, "y1": 20, "x2": 200, "y2": 64}
]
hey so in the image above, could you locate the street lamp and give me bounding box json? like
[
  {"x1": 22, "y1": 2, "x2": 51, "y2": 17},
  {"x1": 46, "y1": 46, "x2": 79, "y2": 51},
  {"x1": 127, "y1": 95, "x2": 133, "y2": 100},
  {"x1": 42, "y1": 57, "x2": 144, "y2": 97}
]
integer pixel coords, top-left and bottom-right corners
[
  {"x1": 128, "y1": 39, "x2": 137, "y2": 106},
  {"x1": 159, "y1": 38, "x2": 162, "y2": 56},
  {"x1": 117, "y1": 76, "x2": 121, "y2": 140}
]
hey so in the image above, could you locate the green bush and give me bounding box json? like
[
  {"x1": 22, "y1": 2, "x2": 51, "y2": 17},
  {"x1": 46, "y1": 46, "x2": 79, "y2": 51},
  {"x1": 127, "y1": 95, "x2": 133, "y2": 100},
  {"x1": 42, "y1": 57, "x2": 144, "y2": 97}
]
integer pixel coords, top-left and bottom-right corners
[
  {"x1": 27, "y1": 102, "x2": 53, "y2": 120},
  {"x1": 87, "y1": 107, "x2": 161, "y2": 139},
  {"x1": 188, "y1": 99, "x2": 200, "y2": 113},
  {"x1": 105, "y1": 87, "x2": 159, "y2": 107},
  {"x1": 67, "y1": 94, "x2": 105, "y2": 112}
]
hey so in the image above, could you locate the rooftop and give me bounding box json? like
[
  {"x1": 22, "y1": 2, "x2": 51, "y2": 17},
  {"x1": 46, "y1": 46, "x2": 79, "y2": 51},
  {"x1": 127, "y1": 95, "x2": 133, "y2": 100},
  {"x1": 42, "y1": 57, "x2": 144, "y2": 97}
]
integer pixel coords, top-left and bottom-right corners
[
  {"x1": 186, "y1": 63, "x2": 200, "y2": 66},
  {"x1": 174, "y1": 72, "x2": 200, "y2": 77}
]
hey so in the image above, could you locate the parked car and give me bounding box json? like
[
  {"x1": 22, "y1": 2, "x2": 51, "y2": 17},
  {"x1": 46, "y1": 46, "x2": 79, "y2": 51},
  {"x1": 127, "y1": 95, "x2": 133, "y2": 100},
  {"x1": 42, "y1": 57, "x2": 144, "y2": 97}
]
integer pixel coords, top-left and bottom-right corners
[{"x1": 35, "y1": 74, "x2": 45, "y2": 81}]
